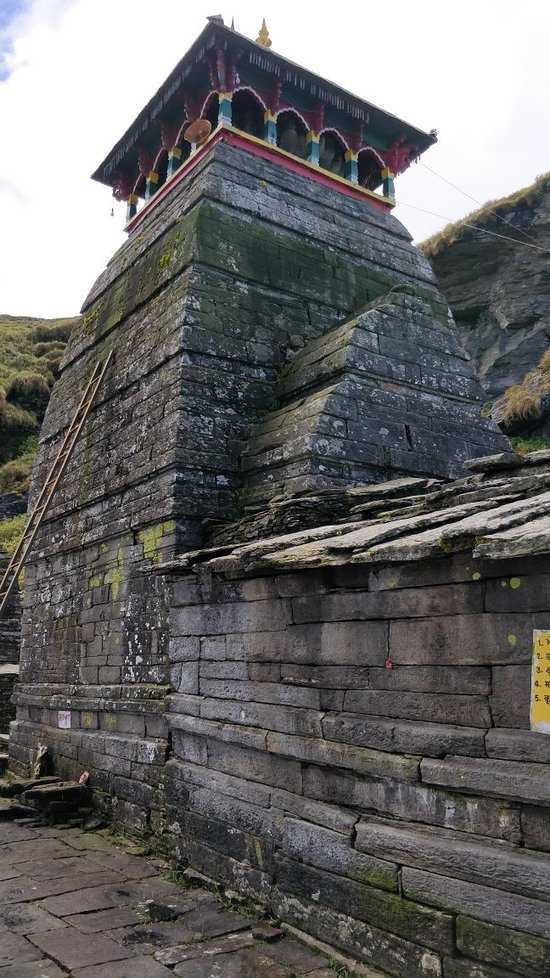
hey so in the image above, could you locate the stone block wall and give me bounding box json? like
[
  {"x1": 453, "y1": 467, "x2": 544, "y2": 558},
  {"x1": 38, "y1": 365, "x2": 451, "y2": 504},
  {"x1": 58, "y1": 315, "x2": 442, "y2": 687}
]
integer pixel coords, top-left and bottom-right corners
[
  {"x1": 164, "y1": 552, "x2": 550, "y2": 978},
  {"x1": 10, "y1": 138, "x2": 502, "y2": 793}
]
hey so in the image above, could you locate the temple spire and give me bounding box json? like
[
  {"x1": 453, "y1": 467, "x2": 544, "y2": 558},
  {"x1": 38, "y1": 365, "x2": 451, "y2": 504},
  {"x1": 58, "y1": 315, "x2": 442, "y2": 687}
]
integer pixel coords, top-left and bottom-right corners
[{"x1": 256, "y1": 18, "x2": 272, "y2": 47}]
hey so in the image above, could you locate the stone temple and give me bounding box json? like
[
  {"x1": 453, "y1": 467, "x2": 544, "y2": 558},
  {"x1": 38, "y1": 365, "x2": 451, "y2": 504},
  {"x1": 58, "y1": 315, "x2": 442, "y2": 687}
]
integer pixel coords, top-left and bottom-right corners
[{"x1": 12, "y1": 17, "x2": 550, "y2": 978}]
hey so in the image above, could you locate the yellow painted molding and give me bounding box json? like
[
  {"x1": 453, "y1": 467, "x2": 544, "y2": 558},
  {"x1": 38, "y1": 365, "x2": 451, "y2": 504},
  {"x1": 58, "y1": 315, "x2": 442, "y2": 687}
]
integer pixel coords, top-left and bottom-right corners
[{"x1": 126, "y1": 122, "x2": 395, "y2": 230}]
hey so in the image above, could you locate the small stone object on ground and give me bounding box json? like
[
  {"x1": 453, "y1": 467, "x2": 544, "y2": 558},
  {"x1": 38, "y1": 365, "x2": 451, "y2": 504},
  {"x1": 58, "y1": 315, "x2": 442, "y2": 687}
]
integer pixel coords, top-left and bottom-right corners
[
  {"x1": 138, "y1": 898, "x2": 181, "y2": 922},
  {"x1": 83, "y1": 814, "x2": 105, "y2": 831},
  {"x1": 251, "y1": 922, "x2": 284, "y2": 941},
  {"x1": 465, "y1": 451, "x2": 523, "y2": 473}
]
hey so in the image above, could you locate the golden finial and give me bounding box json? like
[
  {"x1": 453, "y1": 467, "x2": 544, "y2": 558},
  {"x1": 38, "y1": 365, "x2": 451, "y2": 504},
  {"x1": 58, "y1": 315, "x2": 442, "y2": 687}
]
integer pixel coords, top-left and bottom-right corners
[{"x1": 256, "y1": 18, "x2": 272, "y2": 47}]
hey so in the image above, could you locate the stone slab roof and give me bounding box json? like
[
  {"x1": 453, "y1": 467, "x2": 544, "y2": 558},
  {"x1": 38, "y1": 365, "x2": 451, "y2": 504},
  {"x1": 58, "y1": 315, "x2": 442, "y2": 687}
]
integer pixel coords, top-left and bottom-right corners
[{"x1": 159, "y1": 449, "x2": 550, "y2": 577}]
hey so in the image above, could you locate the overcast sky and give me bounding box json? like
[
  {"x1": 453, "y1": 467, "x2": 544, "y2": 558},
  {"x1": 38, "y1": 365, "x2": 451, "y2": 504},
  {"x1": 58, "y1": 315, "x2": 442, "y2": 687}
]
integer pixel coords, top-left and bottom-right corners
[{"x1": 1, "y1": 0, "x2": 549, "y2": 318}]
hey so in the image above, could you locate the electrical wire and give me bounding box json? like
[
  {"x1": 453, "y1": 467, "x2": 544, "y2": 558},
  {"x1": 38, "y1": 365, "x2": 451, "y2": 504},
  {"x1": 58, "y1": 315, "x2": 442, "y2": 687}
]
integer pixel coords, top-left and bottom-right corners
[
  {"x1": 420, "y1": 161, "x2": 544, "y2": 249},
  {"x1": 398, "y1": 199, "x2": 550, "y2": 254}
]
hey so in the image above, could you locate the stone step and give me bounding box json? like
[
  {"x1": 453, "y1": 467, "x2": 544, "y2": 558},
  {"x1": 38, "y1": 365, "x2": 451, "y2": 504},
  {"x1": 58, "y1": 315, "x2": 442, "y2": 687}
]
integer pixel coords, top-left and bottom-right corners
[
  {"x1": 0, "y1": 775, "x2": 61, "y2": 798},
  {"x1": 22, "y1": 780, "x2": 88, "y2": 811}
]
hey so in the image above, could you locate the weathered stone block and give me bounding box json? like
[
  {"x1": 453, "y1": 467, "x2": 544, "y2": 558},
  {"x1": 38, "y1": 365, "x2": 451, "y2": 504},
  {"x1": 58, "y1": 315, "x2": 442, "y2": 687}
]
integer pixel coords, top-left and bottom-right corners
[
  {"x1": 168, "y1": 637, "x2": 200, "y2": 663},
  {"x1": 292, "y1": 583, "x2": 483, "y2": 623},
  {"x1": 270, "y1": 788, "x2": 355, "y2": 835},
  {"x1": 171, "y1": 599, "x2": 292, "y2": 636},
  {"x1": 188, "y1": 786, "x2": 282, "y2": 848},
  {"x1": 166, "y1": 757, "x2": 271, "y2": 808},
  {"x1": 521, "y1": 805, "x2": 550, "y2": 852},
  {"x1": 403, "y1": 866, "x2": 550, "y2": 937},
  {"x1": 172, "y1": 730, "x2": 207, "y2": 766},
  {"x1": 356, "y1": 816, "x2": 550, "y2": 900},
  {"x1": 201, "y1": 698, "x2": 323, "y2": 737},
  {"x1": 389, "y1": 614, "x2": 550, "y2": 665},
  {"x1": 276, "y1": 853, "x2": 453, "y2": 952},
  {"x1": 184, "y1": 838, "x2": 272, "y2": 903},
  {"x1": 486, "y1": 728, "x2": 550, "y2": 763},
  {"x1": 486, "y1": 574, "x2": 550, "y2": 613},
  {"x1": 180, "y1": 807, "x2": 274, "y2": 872},
  {"x1": 457, "y1": 914, "x2": 550, "y2": 978},
  {"x1": 169, "y1": 712, "x2": 267, "y2": 752},
  {"x1": 491, "y1": 666, "x2": 530, "y2": 728},
  {"x1": 443, "y1": 959, "x2": 522, "y2": 978},
  {"x1": 343, "y1": 690, "x2": 491, "y2": 728},
  {"x1": 302, "y1": 765, "x2": 522, "y2": 842},
  {"x1": 199, "y1": 678, "x2": 321, "y2": 709},
  {"x1": 271, "y1": 887, "x2": 443, "y2": 978},
  {"x1": 323, "y1": 713, "x2": 485, "y2": 757},
  {"x1": 421, "y1": 755, "x2": 550, "y2": 805},
  {"x1": 281, "y1": 817, "x2": 397, "y2": 891},
  {"x1": 208, "y1": 739, "x2": 302, "y2": 793},
  {"x1": 285, "y1": 621, "x2": 388, "y2": 665},
  {"x1": 267, "y1": 731, "x2": 419, "y2": 781}
]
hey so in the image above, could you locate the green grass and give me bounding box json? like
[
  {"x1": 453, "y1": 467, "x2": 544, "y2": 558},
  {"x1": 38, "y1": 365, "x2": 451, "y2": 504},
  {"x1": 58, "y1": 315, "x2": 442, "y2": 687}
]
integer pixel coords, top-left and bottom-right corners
[
  {"x1": 328, "y1": 959, "x2": 363, "y2": 978},
  {"x1": 0, "y1": 513, "x2": 26, "y2": 555},
  {"x1": 0, "y1": 314, "x2": 77, "y2": 514},
  {"x1": 420, "y1": 171, "x2": 550, "y2": 258},
  {"x1": 510, "y1": 436, "x2": 550, "y2": 456},
  {"x1": 491, "y1": 350, "x2": 550, "y2": 434},
  {"x1": 0, "y1": 314, "x2": 77, "y2": 393}
]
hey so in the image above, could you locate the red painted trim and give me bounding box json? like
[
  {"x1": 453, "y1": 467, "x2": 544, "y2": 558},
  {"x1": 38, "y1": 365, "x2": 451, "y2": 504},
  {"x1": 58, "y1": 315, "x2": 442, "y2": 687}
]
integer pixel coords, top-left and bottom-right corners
[{"x1": 126, "y1": 127, "x2": 391, "y2": 233}]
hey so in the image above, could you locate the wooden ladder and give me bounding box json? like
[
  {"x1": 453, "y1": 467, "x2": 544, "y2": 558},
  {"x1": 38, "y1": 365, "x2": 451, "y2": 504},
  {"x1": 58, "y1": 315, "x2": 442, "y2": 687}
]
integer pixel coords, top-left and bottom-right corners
[{"x1": 0, "y1": 351, "x2": 113, "y2": 618}]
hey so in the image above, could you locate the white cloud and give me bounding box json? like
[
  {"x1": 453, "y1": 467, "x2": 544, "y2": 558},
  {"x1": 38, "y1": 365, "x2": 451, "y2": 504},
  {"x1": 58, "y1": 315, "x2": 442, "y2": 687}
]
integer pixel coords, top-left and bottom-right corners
[{"x1": 0, "y1": 0, "x2": 549, "y2": 317}]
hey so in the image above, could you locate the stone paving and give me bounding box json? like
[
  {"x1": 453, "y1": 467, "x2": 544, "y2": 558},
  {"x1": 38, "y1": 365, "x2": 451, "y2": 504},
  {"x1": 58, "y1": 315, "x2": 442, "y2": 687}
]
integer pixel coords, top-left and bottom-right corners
[{"x1": 0, "y1": 820, "x2": 335, "y2": 978}]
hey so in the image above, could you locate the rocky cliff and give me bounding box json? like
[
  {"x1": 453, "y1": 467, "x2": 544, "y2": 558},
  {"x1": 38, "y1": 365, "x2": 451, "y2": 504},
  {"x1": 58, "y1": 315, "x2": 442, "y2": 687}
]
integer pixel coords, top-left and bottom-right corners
[{"x1": 421, "y1": 172, "x2": 550, "y2": 399}]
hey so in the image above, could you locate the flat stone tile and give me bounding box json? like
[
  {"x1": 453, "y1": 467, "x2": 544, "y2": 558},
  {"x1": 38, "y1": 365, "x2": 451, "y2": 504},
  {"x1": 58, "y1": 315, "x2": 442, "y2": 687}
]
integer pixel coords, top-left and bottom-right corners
[
  {"x1": 0, "y1": 871, "x2": 119, "y2": 905},
  {"x1": 42, "y1": 879, "x2": 210, "y2": 917},
  {"x1": 0, "y1": 903, "x2": 67, "y2": 936},
  {"x1": 85, "y1": 850, "x2": 160, "y2": 879},
  {"x1": 173, "y1": 947, "x2": 289, "y2": 978},
  {"x1": 303, "y1": 971, "x2": 335, "y2": 977},
  {"x1": 65, "y1": 906, "x2": 144, "y2": 933},
  {"x1": 29, "y1": 929, "x2": 133, "y2": 970},
  {"x1": 0, "y1": 958, "x2": 66, "y2": 977},
  {"x1": 0, "y1": 870, "x2": 21, "y2": 883},
  {"x1": 108, "y1": 908, "x2": 253, "y2": 952},
  {"x1": 61, "y1": 831, "x2": 116, "y2": 852},
  {"x1": 0, "y1": 927, "x2": 44, "y2": 967},
  {"x1": 0, "y1": 825, "x2": 36, "y2": 846},
  {"x1": 0, "y1": 840, "x2": 75, "y2": 864},
  {"x1": 156, "y1": 930, "x2": 255, "y2": 966},
  {"x1": 73, "y1": 957, "x2": 174, "y2": 978},
  {"x1": 13, "y1": 856, "x2": 100, "y2": 880},
  {"x1": 41, "y1": 882, "x2": 139, "y2": 917},
  {"x1": 265, "y1": 939, "x2": 329, "y2": 971}
]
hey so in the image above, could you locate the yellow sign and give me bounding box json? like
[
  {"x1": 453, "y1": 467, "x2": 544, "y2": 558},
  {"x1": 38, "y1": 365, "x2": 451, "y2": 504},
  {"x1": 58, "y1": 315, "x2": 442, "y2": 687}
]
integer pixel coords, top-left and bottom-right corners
[{"x1": 531, "y1": 630, "x2": 550, "y2": 733}]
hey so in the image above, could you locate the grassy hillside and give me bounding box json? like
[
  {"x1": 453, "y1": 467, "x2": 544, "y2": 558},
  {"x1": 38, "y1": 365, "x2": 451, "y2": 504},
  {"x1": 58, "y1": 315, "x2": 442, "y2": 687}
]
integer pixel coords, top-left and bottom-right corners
[
  {"x1": 490, "y1": 348, "x2": 550, "y2": 455},
  {"x1": 0, "y1": 314, "x2": 79, "y2": 552},
  {"x1": 420, "y1": 171, "x2": 550, "y2": 258}
]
